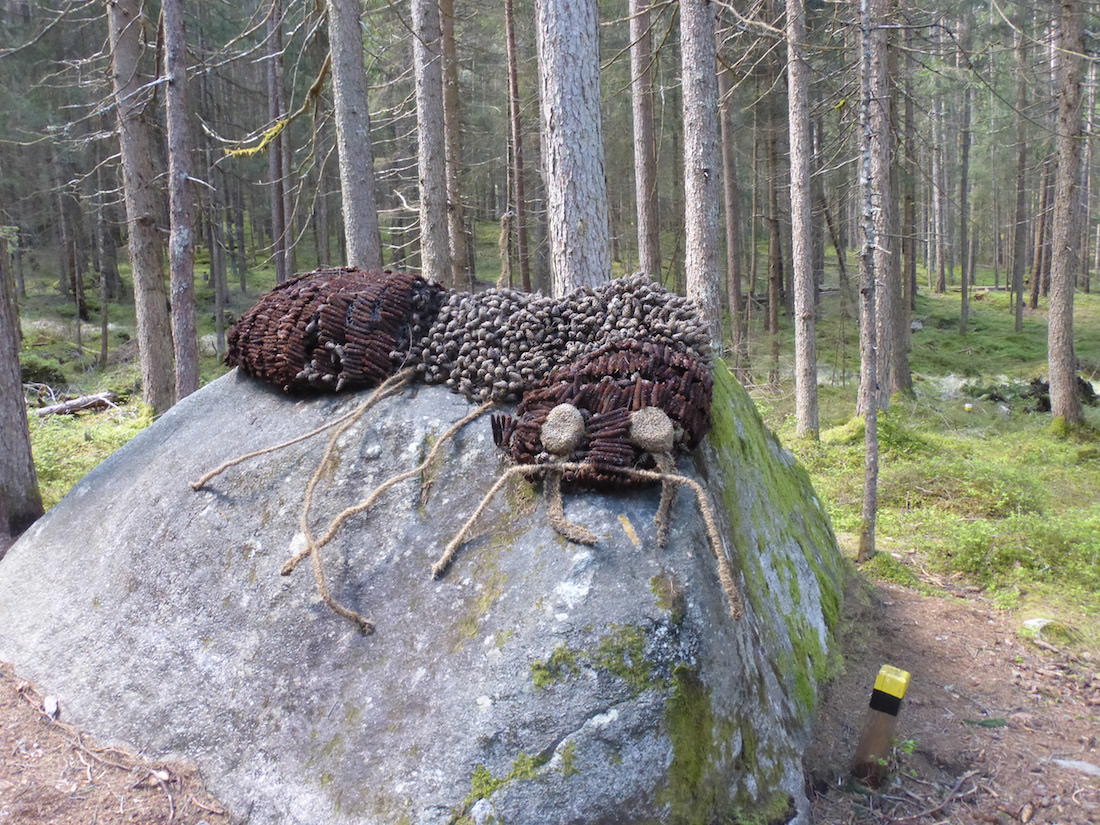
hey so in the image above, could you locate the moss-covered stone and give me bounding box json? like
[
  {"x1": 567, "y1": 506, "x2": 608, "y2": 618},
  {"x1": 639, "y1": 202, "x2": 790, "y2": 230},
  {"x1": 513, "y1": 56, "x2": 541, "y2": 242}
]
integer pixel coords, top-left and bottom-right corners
[
  {"x1": 662, "y1": 665, "x2": 719, "y2": 824},
  {"x1": 594, "y1": 623, "x2": 656, "y2": 695},
  {"x1": 649, "y1": 571, "x2": 686, "y2": 624},
  {"x1": 453, "y1": 751, "x2": 552, "y2": 824},
  {"x1": 531, "y1": 645, "x2": 580, "y2": 690}
]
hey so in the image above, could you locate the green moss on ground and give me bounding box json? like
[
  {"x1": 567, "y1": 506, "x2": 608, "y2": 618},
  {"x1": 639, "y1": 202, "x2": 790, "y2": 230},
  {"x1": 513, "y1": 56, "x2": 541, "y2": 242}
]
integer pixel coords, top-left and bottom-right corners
[{"x1": 29, "y1": 404, "x2": 154, "y2": 509}]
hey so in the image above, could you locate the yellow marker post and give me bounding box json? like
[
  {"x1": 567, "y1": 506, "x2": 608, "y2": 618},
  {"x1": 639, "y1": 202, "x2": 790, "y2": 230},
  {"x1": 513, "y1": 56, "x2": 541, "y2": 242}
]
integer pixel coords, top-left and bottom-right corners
[{"x1": 851, "y1": 665, "x2": 911, "y2": 786}]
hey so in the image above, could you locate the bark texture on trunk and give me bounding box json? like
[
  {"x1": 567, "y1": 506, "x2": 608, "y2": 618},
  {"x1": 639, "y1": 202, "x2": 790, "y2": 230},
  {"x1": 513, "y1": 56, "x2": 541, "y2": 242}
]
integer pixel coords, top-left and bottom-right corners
[
  {"x1": 956, "y1": 13, "x2": 972, "y2": 335},
  {"x1": 0, "y1": 238, "x2": 43, "y2": 545},
  {"x1": 325, "y1": 0, "x2": 382, "y2": 269},
  {"x1": 1048, "y1": 0, "x2": 1085, "y2": 426},
  {"x1": 441, "y1": 0, "x2": 470, "y2": 289},
  {"x1": 1011, "y1": 31, "x2": 1028, "y2": 333},
  {"x1": 535, "y1": 0, "x2": 610, "y2": 296},
  {"x1": 163, "y1": 0, "x2": 199, "y2": 400},
  {"x1": 630, "y1": 0, "x2": 660, "y2": 280},
  {"x1": 786, "y1": 0, "x2": 817, "y2": 436},
  {"x1": 719, "y1": 62, "x2": 747, "y2": 375},
  {"x1": 504, "y1": 0, "x2": 530, "y2": 291},
  {"x1": 680, "y1": 0, "x2": 721, "y2": 347},
  {"x1": 107, "y1": 0, "x2": 176, "y2": 413},
  {"x1": 869, "y1": 10, "x2": 894, "y2": 411},
  {"x1": 856, "y1": 0, "x2": 885, "y2": 562},
  {"x1": 267, "y1": 0, "x2": 288, "y2": 285},
  {"x1": 413, "y1": 0, "x2": 449, "y2": 284}
]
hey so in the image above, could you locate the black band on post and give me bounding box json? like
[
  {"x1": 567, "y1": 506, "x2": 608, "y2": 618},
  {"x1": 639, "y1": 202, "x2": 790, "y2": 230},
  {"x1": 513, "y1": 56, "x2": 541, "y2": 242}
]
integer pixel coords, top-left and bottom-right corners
[{"x1": 869, "y1": 688, "x2": 902, "y2": 716}]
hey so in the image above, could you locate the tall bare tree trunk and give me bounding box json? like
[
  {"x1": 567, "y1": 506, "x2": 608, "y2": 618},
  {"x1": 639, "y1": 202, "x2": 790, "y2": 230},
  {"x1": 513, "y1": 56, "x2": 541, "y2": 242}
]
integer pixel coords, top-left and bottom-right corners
[
  {"x1": 630, "y1": 0, "x2": 660, "y2": 280},
  {"x1": 1080, "y1": 61, "x2": 1094, "y2": 293},
  {"x1": 786, "y1": 0, "x2": 817, "y2": 436},
  {"x1": 267, "y1": 0, "x2": 288, "y2": 284},
  {"x1": 1048, "y1": 0, "x2": 1085, "y2": 426},
  {"x1": 856, "y1": 0, "x2": 886, "y2": 562},
  {"x1": 719, "y1": 62, "x2": 748, "y2": 376},
  {"x1": 956, "y1": 12, "x2": 972, "y2": 335},
  {"x1": 94, "y1": 162, "x2": 112, "y2": 369},
  {"x1": 680, "y1": 0, "x2": 721, "y2": 347},
  {"x1": 870, "y1": 15, "x2": 897, "y2": 410},
  {"x1": 325, "y1": 0, "x2": 382, "y2": 269},
  {"x1": 536, "y1": 0, "x2": 609, "y2": 295},
  {"x1": 504, "y1": 0, "x2": 530, "y2": 290},
  {"x1": 413, "y1": 0, "x2": 449, "y2": 284},
  {"x1": 163, "y1": 0, "x2": 199, "y2": 400},
  {"x1": 107, "y1": 0, "x2": 175, "y2": 413},
  {"x1": 1030, "y1": 156, "x2": 1052, "y2": 309},
  {"x1": 932, "y1": 62, "x2": 947, "y2": 294},
  {"x1": 0, "y1": 237, "x2": 43, "y2": 548},
  {"x1": 440, "y1": 0, "x2": 470, "y2": 288},
  {"x1": 1012, "y1": 30, "x2": 1029, "y2": 332},
  {"x1": 902, "y1": 25, "x2": 917, "y2": 314}
]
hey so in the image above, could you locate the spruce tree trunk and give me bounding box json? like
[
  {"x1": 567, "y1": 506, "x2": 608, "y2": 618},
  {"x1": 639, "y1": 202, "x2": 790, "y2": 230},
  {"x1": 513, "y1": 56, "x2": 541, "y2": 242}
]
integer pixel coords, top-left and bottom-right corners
[
  {"x1": 856, "y1": 0, "x2": 885, "y2": 562},
  {"x1": 504, "y1": 0, "x2": 531, "y2": 291},
  {"x1": 1030, "y1": 157, "x2": 1052, "y2": 310},
  {"x1": 267, "y1": 0, "x2": 288, "y2": 285},
  {"x1": 956, "y1": 13, "x2": 972, "y2": 335},
  {"x1": 325, "y1": 0, "x2": 382, "y2": 269},
  {"x1": 786, "y1": 0, "x2": 817, "y2": 436},
  {"x1": 106, "y1": 0, "x2": 176, "y2": 413},
  {"x1": 932, "y1": 72, "x2": 947, "y2": 294},
  {"x1": 719, "y1": 62, "x2": 748, "y2": 376},
  {"x1": 902, "y1": 25, "x2": 917, "y2": 313},
  {"x1": 0, "y1": 238, "x2": 42, "y2": 548},
  {"x1": 163, "y1": 0, "x2": 199, "y2": 400},
  {"x1": 413, "y1": 0, "x2": 449, "y2": 284},
  {"x1": 535, "y1": 0, "x2": 609, "y2": 295},
  {"x1": 630, "y1": 0, "x2": 660, "y2": 281},
  {"x1": 680, "y1": 0, "x2": 722, "y2": 348},
  {"x1": 441, "y1": 0, "x2": 471, "y2": 289},
  {"x1": 1048, "y1": 0, "x2": 1085, "y2": 426},
  {"x1": 871, "y1": 16, "x2": 897, "y2": 410}
]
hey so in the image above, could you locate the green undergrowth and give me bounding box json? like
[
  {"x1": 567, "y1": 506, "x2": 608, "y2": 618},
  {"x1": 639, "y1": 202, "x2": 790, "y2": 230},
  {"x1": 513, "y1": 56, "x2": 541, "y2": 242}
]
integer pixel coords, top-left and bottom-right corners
[
  {"x1": 29, "y1": 404, "x2": 154, "y2": 509},
  {"x1": 756, "y1": 288, "x2": 1100, "y2": 649}
]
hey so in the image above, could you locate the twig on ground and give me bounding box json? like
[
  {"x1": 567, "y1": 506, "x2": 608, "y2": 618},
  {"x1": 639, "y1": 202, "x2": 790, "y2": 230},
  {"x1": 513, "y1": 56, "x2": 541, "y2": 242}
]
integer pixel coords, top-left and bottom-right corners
[
  {"x1": 889, "y1": 770, "x2": 979, "y2": 822},
  {"x1": 190, "y1": 795, "x2": 228, "y2": 816}
]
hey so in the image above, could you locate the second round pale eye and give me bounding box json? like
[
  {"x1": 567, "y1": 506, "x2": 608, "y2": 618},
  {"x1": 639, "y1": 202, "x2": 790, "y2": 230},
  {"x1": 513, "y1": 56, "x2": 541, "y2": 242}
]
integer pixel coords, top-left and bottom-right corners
[
  {"x1": 629, "y1": 406, "x2": 675, "y2": 453},
  {"x1": 540, "y1": 403, "x2": 585, "y2": 455}
]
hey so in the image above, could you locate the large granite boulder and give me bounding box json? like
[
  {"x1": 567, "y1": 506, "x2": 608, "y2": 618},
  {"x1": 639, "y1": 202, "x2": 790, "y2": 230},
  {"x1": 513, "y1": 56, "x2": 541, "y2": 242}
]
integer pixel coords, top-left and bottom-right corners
[{"x1": 0, "y1": 362, "x2": 844, "y2": 825}]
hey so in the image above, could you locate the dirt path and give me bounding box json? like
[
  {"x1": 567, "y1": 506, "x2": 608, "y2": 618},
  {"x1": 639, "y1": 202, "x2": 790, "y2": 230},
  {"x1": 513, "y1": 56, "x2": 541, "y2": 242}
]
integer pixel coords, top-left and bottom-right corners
[
  {"x1": 2, "y1": 580, "x2": 1096, "y2": 824},
  {"x1": 807, "y1": 582, "x2": 1099, "y2": 825}
]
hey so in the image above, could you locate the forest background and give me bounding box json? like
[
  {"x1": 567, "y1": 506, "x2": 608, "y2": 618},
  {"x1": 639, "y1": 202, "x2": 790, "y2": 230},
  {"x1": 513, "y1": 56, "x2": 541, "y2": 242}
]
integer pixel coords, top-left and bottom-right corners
[{"x1": 0, "y1": 0, "x2": 1098, "y2": 653}]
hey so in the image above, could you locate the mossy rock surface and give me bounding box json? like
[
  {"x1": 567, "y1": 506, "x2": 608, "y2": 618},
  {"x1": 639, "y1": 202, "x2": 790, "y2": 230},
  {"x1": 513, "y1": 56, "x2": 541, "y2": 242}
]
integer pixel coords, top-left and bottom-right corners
[{"x1": 0, "y1": 363, "x2": 842, "y2": 825}]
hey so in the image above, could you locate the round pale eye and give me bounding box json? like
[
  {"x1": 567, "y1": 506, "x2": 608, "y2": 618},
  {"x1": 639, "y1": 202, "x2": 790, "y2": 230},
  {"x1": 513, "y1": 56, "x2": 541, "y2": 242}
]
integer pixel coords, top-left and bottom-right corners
[
  {"x1": 541, "y1": 403, "x2": 585, "y2": 456},
  {"x1": 629, "y1": 406, "x2": 675, "y2": 453}
]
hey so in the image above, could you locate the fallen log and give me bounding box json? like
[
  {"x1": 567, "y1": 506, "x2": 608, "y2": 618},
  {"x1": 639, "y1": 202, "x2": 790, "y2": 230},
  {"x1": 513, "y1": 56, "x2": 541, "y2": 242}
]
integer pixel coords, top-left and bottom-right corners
[{"x1": 33, "y1": 391, "x2": 119, "y2": 417}]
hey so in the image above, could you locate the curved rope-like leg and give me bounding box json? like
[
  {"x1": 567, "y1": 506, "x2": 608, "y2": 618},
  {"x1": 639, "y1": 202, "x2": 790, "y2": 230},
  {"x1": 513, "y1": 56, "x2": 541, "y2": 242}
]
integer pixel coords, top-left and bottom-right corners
[
  {"x1": 280, "y1": 370, "x2": 416, "y2": 633},
  {"x1": 190, "y1": 368, "x2": 416, "y2": 491},
  {"x1": 281, "y1": 400, "x2": 493, "y2": 576},
  {"x1": 309, "y1": 535, "x2": 375, "y2": 634},
  {"x1": 280, "y1": 370, "x2": 416, "y2": 576},
  {"x1": 545, "y1": 468, "x2": 599, "y2": 545},
  {"x1": 432, "y1": 464, "x2": 540, "y2": 578},
  {"x1": 652, "y1": 453, "x2": 677, "y2": 550},
  {"x1": 418, "y1": 404, "x2": 493, "y2": 504}
]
